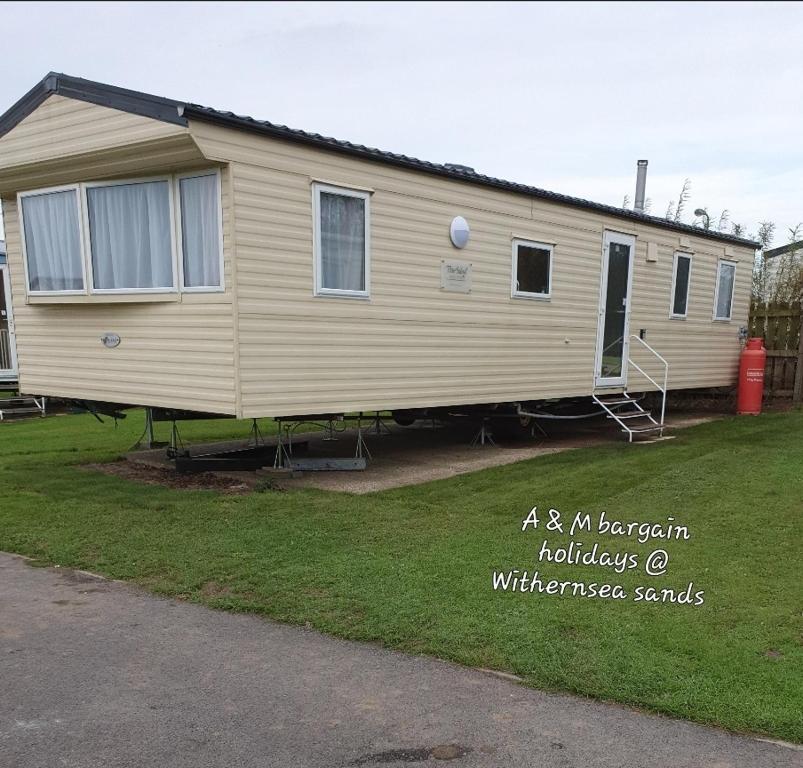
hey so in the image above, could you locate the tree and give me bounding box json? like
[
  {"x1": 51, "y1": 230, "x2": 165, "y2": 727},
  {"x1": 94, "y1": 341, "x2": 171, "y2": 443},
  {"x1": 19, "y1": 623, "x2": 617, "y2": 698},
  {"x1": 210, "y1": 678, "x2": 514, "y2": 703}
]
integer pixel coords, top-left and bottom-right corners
[
  {"x1": 752, "y1": 221, "x2": 777, "y2": 304},
  {"x1": 769, "y1": 225, "x2": 803, "y2": 304},
  {"x1": 666, "y1": 179, "x2": 691, "y2": 223}
]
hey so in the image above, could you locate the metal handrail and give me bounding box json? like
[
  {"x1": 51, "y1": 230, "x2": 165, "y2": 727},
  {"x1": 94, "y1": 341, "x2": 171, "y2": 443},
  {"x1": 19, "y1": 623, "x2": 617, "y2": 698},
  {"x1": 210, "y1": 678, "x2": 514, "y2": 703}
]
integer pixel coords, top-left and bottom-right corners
[{"x1": 627, "y1": 334, "x2": 669, "y2": 426}]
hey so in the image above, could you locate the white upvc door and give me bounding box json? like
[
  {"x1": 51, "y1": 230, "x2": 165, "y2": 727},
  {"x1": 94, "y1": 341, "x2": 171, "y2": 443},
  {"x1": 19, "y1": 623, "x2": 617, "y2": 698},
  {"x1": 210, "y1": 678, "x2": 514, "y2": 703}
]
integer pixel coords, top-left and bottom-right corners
[
  {"x1": 0, "y1": 263, "x2": 18, "y2": 380},
  {"x1": 594, "y1": 230, "x2": 636, "y2": 388}
]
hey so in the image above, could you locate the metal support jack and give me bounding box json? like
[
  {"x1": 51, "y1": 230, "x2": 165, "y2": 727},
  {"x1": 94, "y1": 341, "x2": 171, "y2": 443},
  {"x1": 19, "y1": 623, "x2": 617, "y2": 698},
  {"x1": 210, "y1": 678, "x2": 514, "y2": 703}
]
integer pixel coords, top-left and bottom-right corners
[
  {"x1": 371, "y1": 411, "x2": 392, "y2": 436},
  {"x1": 273, "y1": 422, "x2": 292, "y2": 469},
  {"x1": 324, "y1": 419, "x2": 339, "y2": 441},
  {"x1": 166, "y1": 420, "x2": 185, "y2": 459},
  {"x1": 249, "y1": 418, "x2": 265, "y2": 447},
  {"x1": 355, "y1": 414, "x2": 372, "y2": 460},
  {"x1": 144, "y1": 407, "x2": 155, "y2": 448},
  {"x1": 470, "y1": 417, "x2": 496, "y2": 447}
]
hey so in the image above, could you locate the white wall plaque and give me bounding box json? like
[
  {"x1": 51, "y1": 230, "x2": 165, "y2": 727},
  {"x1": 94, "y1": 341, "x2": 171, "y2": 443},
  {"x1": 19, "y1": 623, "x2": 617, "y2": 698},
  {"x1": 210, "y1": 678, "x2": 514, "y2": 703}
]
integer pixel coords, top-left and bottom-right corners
[
  {"x1": 101, "y1": 333, "x2": 121, "y2": 348},
  {"x1": 440, "y1": 260, "x2": 472, "y2": 293}
]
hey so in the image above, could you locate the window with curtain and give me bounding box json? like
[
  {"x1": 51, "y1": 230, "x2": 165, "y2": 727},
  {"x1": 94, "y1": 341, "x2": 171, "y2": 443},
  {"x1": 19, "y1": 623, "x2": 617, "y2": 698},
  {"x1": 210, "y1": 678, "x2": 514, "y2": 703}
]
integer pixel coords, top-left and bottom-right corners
[
  {"x1": 21, "y1": 189, "x2": 84, "y2": 292},
  {"x1": 179, "y1": 173, "x2": 221, "y2": 289},
  {"x1": 671, "y1": 253, "x2": 692, "y2": 317},
  {"x1": 714, "y1": 260, "x2": 736, "y2": 320},
  {"x1": 513, "y1": 239, "x2": 552, "y2": 298},
  {"x1": 315, "y1": 185, "x2": 368, "y2": 295},
  {"x1": 86, "y1": 180, "x2": 174, "y2": 291}
]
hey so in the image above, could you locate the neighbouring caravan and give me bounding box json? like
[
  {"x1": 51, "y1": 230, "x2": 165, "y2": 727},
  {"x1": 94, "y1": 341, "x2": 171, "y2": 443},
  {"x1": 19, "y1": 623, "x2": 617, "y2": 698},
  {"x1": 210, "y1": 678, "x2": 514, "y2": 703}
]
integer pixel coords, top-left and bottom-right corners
[
  {"x1": 0, "y1": 74, "x2": 757, "y2": 430},
  {"x1": 0, "y1": 239, "x2": 18, "y2": 383}
]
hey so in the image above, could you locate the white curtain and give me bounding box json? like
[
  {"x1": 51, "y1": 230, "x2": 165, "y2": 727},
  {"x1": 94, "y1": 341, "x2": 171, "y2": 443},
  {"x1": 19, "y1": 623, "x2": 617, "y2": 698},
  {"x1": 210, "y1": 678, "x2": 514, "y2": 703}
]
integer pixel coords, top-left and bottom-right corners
[
  {"x1": 717, "y1": 263, "x2": 735, "y2": 318},
  {"x1": 320, "y1": 192, "x2": 365, "y2": 292},
  {"x1": 87, "y1": 180, "x2": 173, "y2": 290},
  {"x1": 180, "y1": 174, "x2": 220, "y2": 288},
  {"x1": 22, "y1": 190, "x2": 83, "y2": 291}
]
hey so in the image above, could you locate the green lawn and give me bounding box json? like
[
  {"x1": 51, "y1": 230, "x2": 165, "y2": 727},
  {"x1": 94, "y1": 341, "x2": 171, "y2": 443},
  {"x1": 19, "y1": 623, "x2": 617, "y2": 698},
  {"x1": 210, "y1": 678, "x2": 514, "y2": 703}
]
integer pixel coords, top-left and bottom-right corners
[{"x1": 0, "y1": 410, "x2": 801, "y2": 742}]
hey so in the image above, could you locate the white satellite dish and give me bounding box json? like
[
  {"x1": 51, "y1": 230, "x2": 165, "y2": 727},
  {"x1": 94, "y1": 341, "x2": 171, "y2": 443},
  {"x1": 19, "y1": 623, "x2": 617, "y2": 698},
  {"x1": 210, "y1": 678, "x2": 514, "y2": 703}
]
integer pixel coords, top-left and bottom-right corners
[{"x1": 450, "y1": 216, "x2": 470, "y2": 249}]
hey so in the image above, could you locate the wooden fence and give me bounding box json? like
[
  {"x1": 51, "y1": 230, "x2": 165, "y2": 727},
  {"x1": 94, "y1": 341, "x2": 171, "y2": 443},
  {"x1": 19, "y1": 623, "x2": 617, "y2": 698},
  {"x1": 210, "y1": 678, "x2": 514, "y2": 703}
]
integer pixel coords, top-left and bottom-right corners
[{"x1": 749, "y1": 302, "x2": 801, "y2": 398}]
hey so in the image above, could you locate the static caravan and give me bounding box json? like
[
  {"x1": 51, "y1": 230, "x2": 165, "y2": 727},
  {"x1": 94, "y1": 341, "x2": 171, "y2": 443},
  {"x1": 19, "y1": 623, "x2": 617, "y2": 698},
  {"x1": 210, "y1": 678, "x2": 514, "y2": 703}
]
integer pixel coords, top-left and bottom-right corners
[{"x1": 0, "y1": 74, "x2": 757, "y2": 438}]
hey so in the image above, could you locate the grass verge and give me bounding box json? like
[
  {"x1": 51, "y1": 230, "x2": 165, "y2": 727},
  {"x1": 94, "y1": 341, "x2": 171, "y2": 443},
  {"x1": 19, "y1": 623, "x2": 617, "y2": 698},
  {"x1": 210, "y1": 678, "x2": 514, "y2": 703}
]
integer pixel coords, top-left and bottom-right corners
[{"x1": 0, "y1": 409, "x2": 801, "y2": 741}]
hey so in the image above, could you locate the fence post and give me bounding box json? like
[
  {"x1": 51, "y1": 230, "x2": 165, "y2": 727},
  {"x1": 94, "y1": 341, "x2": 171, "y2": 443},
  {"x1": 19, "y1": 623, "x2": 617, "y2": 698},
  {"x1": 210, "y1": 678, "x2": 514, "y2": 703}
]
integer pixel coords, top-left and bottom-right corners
[{"x1": 794, "y1": 301, "x2": 803, "y2": 405}]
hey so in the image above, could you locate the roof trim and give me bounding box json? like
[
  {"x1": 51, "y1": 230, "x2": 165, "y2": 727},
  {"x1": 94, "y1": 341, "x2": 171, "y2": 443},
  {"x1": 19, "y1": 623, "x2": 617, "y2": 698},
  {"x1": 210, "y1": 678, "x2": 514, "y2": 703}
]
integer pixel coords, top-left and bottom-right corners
[
  {"x1": 183, "y1": 104, "x2": 760, "y2": 249},
  {"x1": 0, "y1": 72, "x2": 187, "y2": 138},
  {"x1": 0, "y1": 72, "x2": 759, "y2": 249},
  {"x1": 764, "y1": 240, "x2": 802, "y2": 259}
]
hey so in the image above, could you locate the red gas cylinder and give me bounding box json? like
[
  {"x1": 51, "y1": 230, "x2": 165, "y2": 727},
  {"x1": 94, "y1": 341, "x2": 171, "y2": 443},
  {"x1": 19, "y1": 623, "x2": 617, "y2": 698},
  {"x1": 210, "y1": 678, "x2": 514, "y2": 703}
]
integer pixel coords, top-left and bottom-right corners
[{"x1": 737, "y1": 338, "x2": 767, "y2": 415}]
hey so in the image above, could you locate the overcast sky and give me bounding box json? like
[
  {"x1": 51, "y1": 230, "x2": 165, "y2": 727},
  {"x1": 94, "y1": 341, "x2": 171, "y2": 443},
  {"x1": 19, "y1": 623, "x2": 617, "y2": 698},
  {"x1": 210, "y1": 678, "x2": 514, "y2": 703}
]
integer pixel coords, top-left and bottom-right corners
[{"x1": 1, "y1": 1, "x2": 801, "y2": 245}]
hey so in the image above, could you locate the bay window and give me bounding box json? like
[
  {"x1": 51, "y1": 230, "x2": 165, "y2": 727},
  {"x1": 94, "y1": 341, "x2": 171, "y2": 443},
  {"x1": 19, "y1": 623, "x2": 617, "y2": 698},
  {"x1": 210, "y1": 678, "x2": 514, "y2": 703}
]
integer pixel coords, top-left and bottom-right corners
[
  {"x1": 86, "y1": 179, "x2": 174, "y2": 292},
  {"x1": 20, "y1": 186, "x2": 84, "y2": 294},
  {"x1": 178, "y1": 171, "x2": 223, "y2": 291},
  {"x1": 18, "y1": 169, "x2": 223, "y2": 297}
]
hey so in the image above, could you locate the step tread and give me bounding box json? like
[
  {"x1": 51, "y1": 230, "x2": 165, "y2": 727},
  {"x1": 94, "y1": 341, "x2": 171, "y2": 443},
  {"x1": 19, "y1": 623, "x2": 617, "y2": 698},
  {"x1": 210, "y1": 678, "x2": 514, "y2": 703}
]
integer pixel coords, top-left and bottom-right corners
[
  {"x1": 0, "y1": 406, "x2": 44, "y2": 414},
  {"x1": 625, "y1": 424, "x2": 665, "y2": 433},
  {"x1": 612, "y1": 412, "x2": 654, "y2": 420}
]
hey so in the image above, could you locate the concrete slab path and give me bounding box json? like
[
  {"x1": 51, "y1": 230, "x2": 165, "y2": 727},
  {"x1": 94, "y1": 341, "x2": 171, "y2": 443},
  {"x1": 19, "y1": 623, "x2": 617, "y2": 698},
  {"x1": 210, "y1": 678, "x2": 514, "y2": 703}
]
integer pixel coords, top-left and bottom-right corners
[{"x1": 0, "y1": 552, "x2": 798, "y2": 768}]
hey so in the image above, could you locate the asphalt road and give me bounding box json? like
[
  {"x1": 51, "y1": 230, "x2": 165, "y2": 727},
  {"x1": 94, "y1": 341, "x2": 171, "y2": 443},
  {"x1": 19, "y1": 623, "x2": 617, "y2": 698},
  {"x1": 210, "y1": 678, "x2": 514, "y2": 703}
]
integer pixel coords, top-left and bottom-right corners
[{"x1": 0, "y1": 551, "x2": 798, "y2": 768}]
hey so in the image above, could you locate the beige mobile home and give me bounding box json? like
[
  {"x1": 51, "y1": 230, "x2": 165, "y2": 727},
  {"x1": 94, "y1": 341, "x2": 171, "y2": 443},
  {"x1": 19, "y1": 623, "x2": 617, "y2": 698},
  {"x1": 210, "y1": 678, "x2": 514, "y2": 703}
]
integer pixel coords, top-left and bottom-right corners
[{"x1": 0, "y1": 74, "x2": 757, "y2": 435}]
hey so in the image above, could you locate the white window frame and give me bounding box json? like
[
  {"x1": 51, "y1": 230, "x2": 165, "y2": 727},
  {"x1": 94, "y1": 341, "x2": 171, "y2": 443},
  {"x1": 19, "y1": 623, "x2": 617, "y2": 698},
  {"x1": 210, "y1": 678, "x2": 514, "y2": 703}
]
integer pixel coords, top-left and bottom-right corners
[
  {"x1": 175, "y1": 168, "x2": 225, "y2": 293},
  {"x1": 669, "y1": 251, "x2": 693, "y2": 319},
  {"x1": 312, "y1": 182, "x2": 371, "y2": 299},
  {"x1": 18, "y1": 171, "x2": 225, "y2": 299},
  {"x1": 82, "y1": 175, "x2": 179, "y2": 295},
  {"x1": 713, "y1": 258, "x2": 737, "y2": 321},
  {"x1": 511, "y1": 238, "x2": 553, "y2": 300},
  {"x1": 17, "y1": 184, "x2": 88, "y2": 296}
]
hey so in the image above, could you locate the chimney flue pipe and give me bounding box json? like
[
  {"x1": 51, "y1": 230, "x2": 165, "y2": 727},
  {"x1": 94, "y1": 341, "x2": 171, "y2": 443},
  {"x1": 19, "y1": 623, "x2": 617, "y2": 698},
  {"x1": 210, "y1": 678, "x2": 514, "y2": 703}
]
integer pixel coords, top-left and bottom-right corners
[{"x1": 634, "y1": 159, "x2": 648, "y2": 212}]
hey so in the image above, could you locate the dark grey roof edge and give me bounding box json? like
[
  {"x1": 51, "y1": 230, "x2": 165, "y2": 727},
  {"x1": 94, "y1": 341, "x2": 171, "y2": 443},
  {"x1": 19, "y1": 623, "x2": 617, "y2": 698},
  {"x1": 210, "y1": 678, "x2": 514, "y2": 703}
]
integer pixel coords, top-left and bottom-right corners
[
  {"x1": 764, "y1": 240, "x2": 802, "y2": 259},
  {"x1": 0, "y1": 73, "x2": 59, "y2": 137},
  {"x1": 182, "y1": 104, "x2": 760, "y2": 249},
  {"x1": 0, "y1": 72, "x2": 759, "y2": 249},
  {"x1": 0, "y1": 72, "x2": 187, "y2": 138}
]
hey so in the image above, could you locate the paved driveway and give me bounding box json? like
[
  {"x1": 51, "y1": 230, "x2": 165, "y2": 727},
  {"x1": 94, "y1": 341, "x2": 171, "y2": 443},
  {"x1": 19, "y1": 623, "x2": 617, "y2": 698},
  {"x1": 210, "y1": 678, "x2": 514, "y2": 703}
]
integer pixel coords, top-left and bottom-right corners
[{"x1": 0, "y1": 552, "x2": 798, "y2": 768}]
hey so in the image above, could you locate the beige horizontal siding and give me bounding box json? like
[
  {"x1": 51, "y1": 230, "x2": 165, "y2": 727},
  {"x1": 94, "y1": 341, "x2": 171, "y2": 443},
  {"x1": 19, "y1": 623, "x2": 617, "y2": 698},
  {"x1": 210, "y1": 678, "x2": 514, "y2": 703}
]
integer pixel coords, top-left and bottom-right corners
[
  {"x1": 3, "y1": 195, "x2": 237, "y2": 413},
  {"x1": 189, "y1": 120, "x2": 753, "y2": 418},
  {"x1": 0, "y1": 95, "x2": 187, "y2": 170},
  {"x1": 0, "y1": 134, "x2": 205, "y2": 197},
  {"x1": 0, "y1": 96, "x2": 754, "y2": 419},
  {"x1": 0, "y1": 98, "x2": 237, "y2": 413}
]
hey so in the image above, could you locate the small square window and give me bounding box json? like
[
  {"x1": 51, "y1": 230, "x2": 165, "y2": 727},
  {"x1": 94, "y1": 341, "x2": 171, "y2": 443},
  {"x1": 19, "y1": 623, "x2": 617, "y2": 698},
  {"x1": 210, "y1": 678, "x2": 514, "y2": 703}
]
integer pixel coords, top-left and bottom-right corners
[
  {"x1": 512, "y1": 239, "x2": 552, "y2": 299},
  {"x1": 86, "y1": 179, "x2": 174, "y2": 292}
]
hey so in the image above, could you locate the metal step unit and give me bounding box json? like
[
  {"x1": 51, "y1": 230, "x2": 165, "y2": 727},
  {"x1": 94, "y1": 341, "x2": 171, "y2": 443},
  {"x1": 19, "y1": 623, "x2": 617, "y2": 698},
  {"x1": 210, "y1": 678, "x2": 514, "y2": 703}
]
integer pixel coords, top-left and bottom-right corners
[
  {"x1": 0, "y1": 395, "x2": 46, "y2": 421},
  {"x1": 592, "y1": 335, "x2": 669, "y2": 443},
  {"x1": 592, "y1": 392, "x2": 664, "y2": 442}
]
